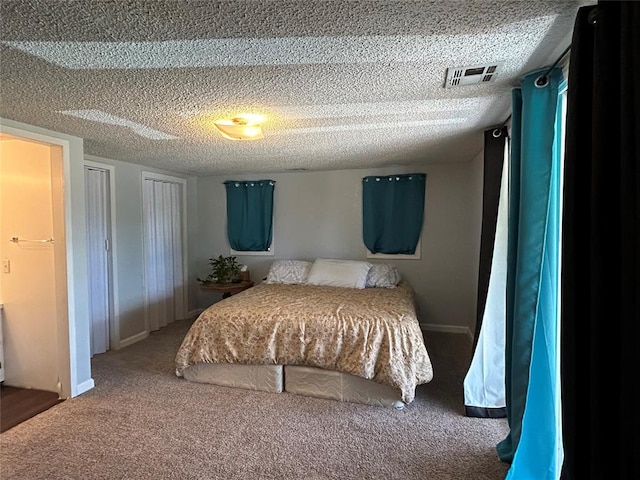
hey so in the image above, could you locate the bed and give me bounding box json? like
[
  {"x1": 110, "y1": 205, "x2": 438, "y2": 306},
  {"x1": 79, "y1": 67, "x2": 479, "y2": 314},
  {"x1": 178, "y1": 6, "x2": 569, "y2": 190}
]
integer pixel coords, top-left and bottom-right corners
[{"x1": 175, "y1": 259, "x2": 433, "y2": 408}]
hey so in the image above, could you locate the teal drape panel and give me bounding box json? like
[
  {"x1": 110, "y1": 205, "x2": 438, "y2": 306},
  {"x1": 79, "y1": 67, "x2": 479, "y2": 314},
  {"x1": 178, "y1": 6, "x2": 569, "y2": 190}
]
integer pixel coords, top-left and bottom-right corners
[
  {"x1": 362, "y1": 173, "x2": 426, "y2": 254},
  {"x1": 224, "y1": 180, "x2": 275, "y2": 251},
  {"x1": 497, "y1": 67, "x2": 564, "y2": 480}
]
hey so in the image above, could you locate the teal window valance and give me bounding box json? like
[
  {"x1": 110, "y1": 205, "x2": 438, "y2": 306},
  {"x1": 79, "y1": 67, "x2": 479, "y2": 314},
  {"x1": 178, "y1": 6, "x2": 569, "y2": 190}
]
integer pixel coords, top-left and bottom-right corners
[
  {"x1": 224, "y1": 180, "x2": 275, "y2": 251},
  {"x1": 362, "y1": 173, "x2": 426, "y2": 254}
]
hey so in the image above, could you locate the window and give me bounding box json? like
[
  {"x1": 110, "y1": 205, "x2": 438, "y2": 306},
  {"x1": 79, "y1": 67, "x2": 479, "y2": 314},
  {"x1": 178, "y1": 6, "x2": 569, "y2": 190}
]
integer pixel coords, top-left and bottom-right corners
[
  {"x1": 224, "y1": 180, "x2": 275, "y2": 255},
  {"x1": 362, "y1": 173, "x2": 426, "y2": 258}
]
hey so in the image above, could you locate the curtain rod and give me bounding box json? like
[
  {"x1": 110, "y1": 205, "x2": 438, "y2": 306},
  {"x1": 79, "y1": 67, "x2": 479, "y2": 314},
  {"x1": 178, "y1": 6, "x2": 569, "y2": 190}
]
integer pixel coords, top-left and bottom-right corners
[
  {"x1": 494, "y1": 43, "x2": 572, "y2": 135},
  {"x1": 540, "y1": 44, "x2": 572, "y2": 80},
  {"x1": 534, "y1": 43, "x2": 572, "y2": 87}
]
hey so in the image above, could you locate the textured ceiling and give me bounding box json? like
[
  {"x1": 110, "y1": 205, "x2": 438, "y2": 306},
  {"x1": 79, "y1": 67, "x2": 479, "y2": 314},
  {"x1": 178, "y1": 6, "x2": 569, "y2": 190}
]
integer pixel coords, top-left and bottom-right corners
[{"x1": 0, "y1": 0, "x2": 591, "y2": 176}]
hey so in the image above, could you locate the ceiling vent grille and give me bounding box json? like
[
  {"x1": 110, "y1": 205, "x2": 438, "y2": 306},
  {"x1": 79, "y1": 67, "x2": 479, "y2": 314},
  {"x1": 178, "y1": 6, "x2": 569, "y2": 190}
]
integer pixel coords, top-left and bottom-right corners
[{"x1": 445, "y1": 63, "x2": 503, "y2": 88}]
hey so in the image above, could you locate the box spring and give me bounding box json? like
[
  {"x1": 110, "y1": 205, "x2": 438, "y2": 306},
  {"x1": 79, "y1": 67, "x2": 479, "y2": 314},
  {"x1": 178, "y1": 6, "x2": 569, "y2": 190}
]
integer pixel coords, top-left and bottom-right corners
[{"x1": 181, "y1": 363, "x2": 405, "y2": 409}]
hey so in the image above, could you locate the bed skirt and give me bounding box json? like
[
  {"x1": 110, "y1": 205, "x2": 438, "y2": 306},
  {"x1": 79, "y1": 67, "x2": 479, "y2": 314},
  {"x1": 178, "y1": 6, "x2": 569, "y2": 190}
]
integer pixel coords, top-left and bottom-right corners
[
  {"x1": 285, "y1": 365, "x2": 405, "y2": 409},
  {"x1": 180, "y1": 363, "x2": 406, "y2": 409},
  {"x1": 182, "y1": 363, "x2": 284, "y2": 393}
]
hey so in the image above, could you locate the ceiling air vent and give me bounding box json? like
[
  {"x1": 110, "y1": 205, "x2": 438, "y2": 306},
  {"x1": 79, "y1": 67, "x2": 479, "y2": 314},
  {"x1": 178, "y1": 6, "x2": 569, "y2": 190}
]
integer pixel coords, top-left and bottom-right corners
[{"x1": 445, "y1": 63, "x2": 503, "y2": 88}]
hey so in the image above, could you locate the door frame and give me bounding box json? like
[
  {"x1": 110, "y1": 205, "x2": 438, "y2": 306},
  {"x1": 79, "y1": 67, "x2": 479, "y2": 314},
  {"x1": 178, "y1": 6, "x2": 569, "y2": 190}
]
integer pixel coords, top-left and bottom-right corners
[
  {"x1": 0, "y1": 125, "x2": 76, "y2": 398},
  {"x1": 84, "y1": 159, "x2": 120, "y2": 350}
]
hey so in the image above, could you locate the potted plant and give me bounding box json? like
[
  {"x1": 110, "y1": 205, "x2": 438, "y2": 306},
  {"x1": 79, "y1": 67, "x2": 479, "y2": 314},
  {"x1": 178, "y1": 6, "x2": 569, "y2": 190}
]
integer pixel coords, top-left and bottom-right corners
[{"x1": 197, "y1": 255, "x2": 241, "y2": 285}]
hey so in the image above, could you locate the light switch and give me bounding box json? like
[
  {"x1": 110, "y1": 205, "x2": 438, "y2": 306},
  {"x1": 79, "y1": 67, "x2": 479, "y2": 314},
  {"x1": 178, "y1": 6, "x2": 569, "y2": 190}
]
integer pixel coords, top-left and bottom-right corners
[{"x1": 2, "y1": 259, "x2": 9, "y2": 273}]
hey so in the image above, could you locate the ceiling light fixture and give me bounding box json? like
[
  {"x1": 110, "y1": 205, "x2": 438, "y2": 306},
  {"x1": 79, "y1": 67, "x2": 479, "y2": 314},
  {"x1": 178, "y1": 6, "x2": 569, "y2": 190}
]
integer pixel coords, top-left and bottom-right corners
[{"x1": 214, "y1": 115, "x2": 265, "y2": 140}]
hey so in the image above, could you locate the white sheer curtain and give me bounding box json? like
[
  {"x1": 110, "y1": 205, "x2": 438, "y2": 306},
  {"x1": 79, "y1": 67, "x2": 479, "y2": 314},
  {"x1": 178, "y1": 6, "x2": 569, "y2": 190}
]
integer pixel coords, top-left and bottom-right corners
[
  {"x1": 463, "y1": 137, "x2": 508, "y2": 416},
  {"x1": 85, "y1": 167, "x2": 110, "y2": 355},
  {"x1": 142, "y1": 178, "x2": 185, "y2": 332}
]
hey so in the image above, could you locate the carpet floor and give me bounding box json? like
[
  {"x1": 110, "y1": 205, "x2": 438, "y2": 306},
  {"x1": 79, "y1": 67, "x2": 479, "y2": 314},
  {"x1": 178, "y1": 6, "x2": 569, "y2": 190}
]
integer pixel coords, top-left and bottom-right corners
[{"x1": 0, "y1": 318, "x2": 509, "y2": 479}]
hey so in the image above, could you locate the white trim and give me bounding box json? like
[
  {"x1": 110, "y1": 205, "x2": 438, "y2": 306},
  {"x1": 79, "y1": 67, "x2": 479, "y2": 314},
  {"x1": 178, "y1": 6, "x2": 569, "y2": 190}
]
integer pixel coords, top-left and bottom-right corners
[
  {"x1": 75, "y1": 378, "x2": 95, "y2": 396},
  {"x1": 142, "y1": 171, "x2": 188, "y2": 185},
  {"x1": 0, "y1": 124, "x2": 77, "y2": 399},
  {"x1": 230, "y1": 246, "x2": 274, "y2": 257},
  {"x1": 119, "y1": 330, "x2": 149, "y2": 349},
  {"x1": 366, "y1": 238, "x2": 422, "y2": 260},
  {"x1": 141, "y1": 171, "x2": 189, "y2": 328},
  {"x1": 420, "y1": 323, "x2": 474, "y2": 343},
  {"x1": 83, "y1": 159, "x2": 121, "y2": 350}
]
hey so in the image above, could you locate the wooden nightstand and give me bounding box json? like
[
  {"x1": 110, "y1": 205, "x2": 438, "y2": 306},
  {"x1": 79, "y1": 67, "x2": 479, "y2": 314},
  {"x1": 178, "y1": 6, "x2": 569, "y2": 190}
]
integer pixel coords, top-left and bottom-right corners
[{"x1": 199, "y1": 281, "x2": 254, "y2": 299}]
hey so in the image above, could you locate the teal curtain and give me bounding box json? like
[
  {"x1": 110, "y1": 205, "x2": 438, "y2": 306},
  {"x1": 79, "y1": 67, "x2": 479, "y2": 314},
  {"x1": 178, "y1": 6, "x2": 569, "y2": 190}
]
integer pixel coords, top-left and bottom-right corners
[
  {"x1": 497, "y1": 67, "x2": 565, "y2": 479},
  {"x1": 224, "y1": 180, "x2": 275, "y2": 251},
  {"x1": 362, "y1": 173, "x2": 426, "y2": 254}
]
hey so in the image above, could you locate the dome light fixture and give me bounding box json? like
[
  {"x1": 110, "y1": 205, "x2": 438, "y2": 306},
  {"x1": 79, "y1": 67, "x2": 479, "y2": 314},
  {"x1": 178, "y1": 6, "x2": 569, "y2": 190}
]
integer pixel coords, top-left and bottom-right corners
[{"x1": 214, "y1": 114, "x2": 265, "y2": 140}]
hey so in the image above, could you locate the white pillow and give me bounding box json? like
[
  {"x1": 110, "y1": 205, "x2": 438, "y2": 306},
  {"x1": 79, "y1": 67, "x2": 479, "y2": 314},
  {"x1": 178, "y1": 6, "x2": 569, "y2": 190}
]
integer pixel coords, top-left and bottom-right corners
[
  {"x1": 265, "y1": 260, "x2": 312, "y2": 285},
  {"x1": 305, "y1": 258, "x2": 372, "y2": 289},
  {"x1": 365, "y1": 263, "x2": 401, "y2": 288}
]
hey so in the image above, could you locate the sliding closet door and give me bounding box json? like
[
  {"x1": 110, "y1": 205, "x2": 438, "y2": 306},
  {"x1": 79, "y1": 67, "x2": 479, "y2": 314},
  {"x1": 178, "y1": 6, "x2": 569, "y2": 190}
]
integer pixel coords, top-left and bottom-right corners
[
  {"x1": 142, "y1": 175, "x2": 186, "y2": 332},
  {"x1": 85, "y1": 166, "x2": 112, "y2": 355}
]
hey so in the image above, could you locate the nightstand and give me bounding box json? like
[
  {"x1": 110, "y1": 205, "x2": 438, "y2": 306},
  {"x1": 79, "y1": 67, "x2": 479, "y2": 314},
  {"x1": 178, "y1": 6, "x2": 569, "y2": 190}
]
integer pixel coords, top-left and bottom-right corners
[{"x1": 199, "y1": 281, "x2": 254, "y2": 299}]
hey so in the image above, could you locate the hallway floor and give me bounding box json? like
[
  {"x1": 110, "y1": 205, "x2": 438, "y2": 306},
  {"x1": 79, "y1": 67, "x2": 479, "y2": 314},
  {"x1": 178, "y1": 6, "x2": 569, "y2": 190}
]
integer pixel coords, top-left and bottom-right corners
[{"x1": 0, "y1": 385, "x2": 63, "y2": 433}]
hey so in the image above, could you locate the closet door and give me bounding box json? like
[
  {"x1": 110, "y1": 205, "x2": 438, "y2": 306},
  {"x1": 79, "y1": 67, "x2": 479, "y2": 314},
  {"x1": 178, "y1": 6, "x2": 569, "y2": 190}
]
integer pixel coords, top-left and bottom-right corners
[
  {"x1": 142, "y1": 175, "x2": 185, "y2": 332},
  {"x1": 84, "y1": 166, "x2": 112, "y2": 356}
]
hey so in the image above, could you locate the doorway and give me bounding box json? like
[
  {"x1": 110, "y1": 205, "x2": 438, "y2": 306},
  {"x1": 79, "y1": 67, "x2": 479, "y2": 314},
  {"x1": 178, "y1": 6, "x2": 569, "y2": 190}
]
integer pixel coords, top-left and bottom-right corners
[{"x1": 0, "y1": 134, "x2": 67, "y2": 395}]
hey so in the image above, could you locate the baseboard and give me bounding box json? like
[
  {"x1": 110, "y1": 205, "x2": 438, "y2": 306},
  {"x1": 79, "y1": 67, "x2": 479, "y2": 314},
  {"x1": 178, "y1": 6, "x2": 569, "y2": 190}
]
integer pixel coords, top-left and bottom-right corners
[
  {"x1": 119, "y1": 330, "x2": 149, "y2": 349},
  {"x1": 420, "y1": 323, "x2": 474, "y2": 344},
  {"x1": 187, "y1": 308, "x2": 204, "y2": 319},
  {"x1": 74, "y1": 378, "x2": 95, "y2": 397}
]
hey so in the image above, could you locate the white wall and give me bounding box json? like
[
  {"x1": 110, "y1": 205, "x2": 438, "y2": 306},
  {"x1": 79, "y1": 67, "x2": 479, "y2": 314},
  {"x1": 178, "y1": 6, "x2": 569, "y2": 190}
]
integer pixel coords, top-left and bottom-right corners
[{"x1": 195, "y1": 160, "x2": 484, "y2": 332}]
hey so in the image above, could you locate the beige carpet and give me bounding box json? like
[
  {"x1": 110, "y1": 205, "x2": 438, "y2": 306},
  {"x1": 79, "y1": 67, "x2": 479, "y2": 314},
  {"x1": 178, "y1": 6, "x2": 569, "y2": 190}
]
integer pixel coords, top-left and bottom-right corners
[{"x1": 0, "y1": 319, "x2": 509, "y2": 479}]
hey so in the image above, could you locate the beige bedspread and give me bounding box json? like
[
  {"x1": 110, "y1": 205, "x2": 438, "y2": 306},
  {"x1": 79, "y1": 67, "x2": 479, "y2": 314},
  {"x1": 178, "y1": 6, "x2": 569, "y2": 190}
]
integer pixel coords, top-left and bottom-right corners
[{"x1": 175, "y1": 282, "x2": 433, "y2": 403}]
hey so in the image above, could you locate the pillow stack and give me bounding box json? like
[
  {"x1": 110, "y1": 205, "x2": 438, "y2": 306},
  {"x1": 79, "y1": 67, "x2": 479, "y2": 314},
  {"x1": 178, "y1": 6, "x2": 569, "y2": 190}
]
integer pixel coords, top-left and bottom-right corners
[{"x1": 265, "y1": 258, "x2": 402, "y2": 289}]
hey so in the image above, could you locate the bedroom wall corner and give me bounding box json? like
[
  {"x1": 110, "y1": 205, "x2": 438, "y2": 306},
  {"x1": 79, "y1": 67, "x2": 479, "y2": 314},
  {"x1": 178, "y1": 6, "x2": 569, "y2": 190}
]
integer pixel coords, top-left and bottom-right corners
[
  {"x1": 194, "y1": 176, "x2": 229, "y2": 308},
  {"x1": 185, "y1": 176, "x2": 199, "y2": 315},
  {"x1": 466, "y1": 149, "x2": 485, "y2": 340}
]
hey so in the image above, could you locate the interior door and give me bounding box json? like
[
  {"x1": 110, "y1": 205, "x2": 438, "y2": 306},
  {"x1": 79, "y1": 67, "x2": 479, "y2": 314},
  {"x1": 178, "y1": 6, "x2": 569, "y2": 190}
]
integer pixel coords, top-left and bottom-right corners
[
  {"x1": 84, "y1": 166, "x2": 112, "y2": 355},
  {"x1": 142, "y1": 175, "x2": 186, "y2": 332}
]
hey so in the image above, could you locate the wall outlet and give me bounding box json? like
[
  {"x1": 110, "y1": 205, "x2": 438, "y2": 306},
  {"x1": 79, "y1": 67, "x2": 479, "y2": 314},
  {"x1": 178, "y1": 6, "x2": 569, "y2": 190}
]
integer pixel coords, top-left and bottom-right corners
[{"x1": 2, "y1": 258, "x2": 9, "y2": 273}]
